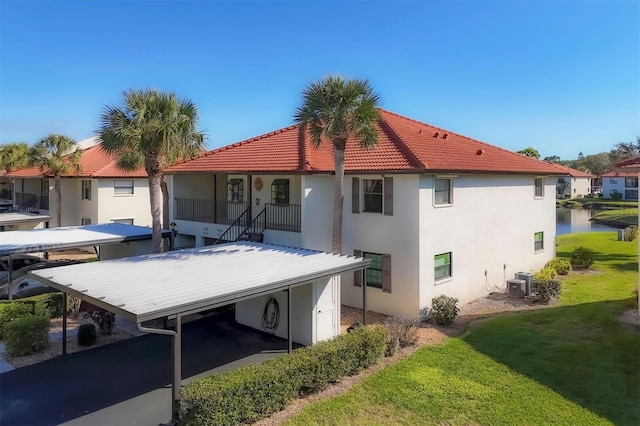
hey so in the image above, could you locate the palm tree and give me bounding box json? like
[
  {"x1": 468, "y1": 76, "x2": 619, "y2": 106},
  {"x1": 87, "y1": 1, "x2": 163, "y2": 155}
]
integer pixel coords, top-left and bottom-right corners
[
  {"x1": 294, "y1": 76, "x2": 381, "y2": 253},
  {"x1": 99, "y1": 89, "x2": 205, "y2": 253},
  {"x1": 31, "y1": 134, "x2": 82, "y2": 227},
  {"x1": 0, "y1": 142, "x2": 31, "y2": 172}
]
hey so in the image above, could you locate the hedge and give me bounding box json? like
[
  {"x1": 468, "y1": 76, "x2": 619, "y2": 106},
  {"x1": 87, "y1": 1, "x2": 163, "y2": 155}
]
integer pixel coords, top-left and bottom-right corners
[
  {"x1": 0, "y1": 303, "x2": 32, "y2": 339},
  {"x1": 4, "y1": 315, "x2": 50, "y2": 356},
  {"x1": 179, "y1": 325, "x2": 388, "y2": 426}
]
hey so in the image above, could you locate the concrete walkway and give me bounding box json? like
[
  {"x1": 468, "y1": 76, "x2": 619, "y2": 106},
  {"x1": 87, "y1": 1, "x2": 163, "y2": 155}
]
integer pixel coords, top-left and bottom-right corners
[
  {"x1": 0, "y1": 317, "x2": 145, "y2": 374},
  {"x1": 0, "y1": 311, "x2": 290, "y2": 426}
]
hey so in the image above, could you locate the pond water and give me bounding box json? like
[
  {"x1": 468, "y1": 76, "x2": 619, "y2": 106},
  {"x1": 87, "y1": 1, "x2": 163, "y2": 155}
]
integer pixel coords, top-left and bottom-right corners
[{"x1": 556, "y1": 207, "x2": 618, "y2": 235}]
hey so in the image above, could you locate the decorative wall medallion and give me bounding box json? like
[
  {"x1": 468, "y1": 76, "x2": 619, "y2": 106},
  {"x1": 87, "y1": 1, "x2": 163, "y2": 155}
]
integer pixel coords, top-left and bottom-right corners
[{"x1": 254, "y1": 177, "x2": 264, "y2": 191}]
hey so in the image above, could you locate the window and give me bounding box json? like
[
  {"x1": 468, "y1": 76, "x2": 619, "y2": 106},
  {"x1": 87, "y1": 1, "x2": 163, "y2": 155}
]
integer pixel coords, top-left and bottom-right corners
[
  {"x1": 363, "y1": 179, "x2": 383, "y2": 213},
  {"x1": 114, "y1": 180, "x2": 134, "y2": 195},
  {"x1": 271, "y1": 179, "x2": 289, "y2": 204},
  {"x1": 625, "y1": 177, "x2": 638, "y2": 188},
  {"x1": 112, "y1": 218, "x2": 134, "y2": 225},
  {"x1": 534, "y1": 178, "x2": 544, "y2": 198},
  {"x1": 610, "y1": 177, "x2": 618, "y2": 184},
  {"x1": 363, "y1": 252, "x2": 383, "y2": 289},
  {"x1": 534, "y1": 232, "x2": 544, "y2": 251},
  {"x1": 625, "y1": 190, "x2": 638, "y2": 200},
  {"x1": 81, "y1": 217, "x2": 91, "y2": 226},
  {"x1": 434, "y1": 252, "x2": 452, "y2": 281},
  {"x1": 81, "y1": 180, "x2": 91, "y2": 200},
  {"x1": 227, "y1": 179, "x2": 243, "y2": 202},
  {"x1": 435, "y1": 178, "x2": 452, "y2": 205}
]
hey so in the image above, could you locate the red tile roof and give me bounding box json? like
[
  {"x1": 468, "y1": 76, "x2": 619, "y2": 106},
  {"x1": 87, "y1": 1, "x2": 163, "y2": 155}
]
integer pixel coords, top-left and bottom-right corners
[
  {"x1": 167, "y1": 110, "x2": 565, "y2": 175},
  {"x1": 612, "y1": 156, "x2": 640, "y2": 171},
  {"x1": 601, "y1": 170, "x2": 638, "y2": 178},
  {"x1": 546, "y1": 163, "x2": 593, "y2": 178},
  {"x1": 6, "y1": 144, "x2": 147, "y2": 178}
]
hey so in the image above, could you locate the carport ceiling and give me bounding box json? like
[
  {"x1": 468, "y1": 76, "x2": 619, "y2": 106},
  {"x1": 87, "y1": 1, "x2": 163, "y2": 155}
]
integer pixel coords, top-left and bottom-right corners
[{"x1": 30, "y1": 241, "x2": 371, "y2": 323}]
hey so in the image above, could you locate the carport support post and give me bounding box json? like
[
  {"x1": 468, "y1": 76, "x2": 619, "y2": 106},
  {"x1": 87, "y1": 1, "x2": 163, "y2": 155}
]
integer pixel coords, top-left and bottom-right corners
[
  {"x1": 172, "y1": 314, "x2": 182, "y2": 423},
  {"x1": 287, "y1": 285, "x2": 292, "y2": 353},
  {"x1": 7, "y1": 254, "x2": 12, "y2": 301},
  {"x1": 62, "y1": 293, "x2": 67, "y2": 356},
  {"x1": 362, "y1": 268, "x2": 367, "y2": 325}
]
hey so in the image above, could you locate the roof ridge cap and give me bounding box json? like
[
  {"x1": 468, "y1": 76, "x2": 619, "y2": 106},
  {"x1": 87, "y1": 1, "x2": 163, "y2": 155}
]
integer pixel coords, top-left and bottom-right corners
[{"x1": 378, "y1": 115, "x2": 426, "y2": 169}]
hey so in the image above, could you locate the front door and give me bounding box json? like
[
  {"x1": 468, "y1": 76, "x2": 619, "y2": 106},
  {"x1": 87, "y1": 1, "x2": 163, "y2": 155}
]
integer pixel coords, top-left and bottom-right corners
[{"x1": 315, "y1": 279, "x2": 335, "y2": 342}]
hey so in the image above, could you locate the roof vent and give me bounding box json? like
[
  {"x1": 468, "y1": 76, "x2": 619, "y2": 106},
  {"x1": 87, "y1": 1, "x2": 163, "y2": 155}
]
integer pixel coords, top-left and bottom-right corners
[
  {"x1": 476, "y1": 149, "x2": 485, "y2": 156},
  {"x1": 434, "y1": 132, "x2": 440, "y2": 138},
  {"x1": 442, "y1": 133, "x2": 449, "y2": 139}
]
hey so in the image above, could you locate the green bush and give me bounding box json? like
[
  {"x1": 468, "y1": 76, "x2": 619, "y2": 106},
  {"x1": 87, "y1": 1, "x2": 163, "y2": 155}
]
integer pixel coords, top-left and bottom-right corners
[
  {"x1": 546, "y1": 258, "x2": 572, "y2": 275},
  {"x1": 571, "y1": 246, "x2": 595, "y2": 269},
  {"x1": 610, "y1": 192, "x2": 623, "y2": 200},
  {"x1": 384, "y1": 316, "x2": 418, "y2": 355},
  {"x1": 532, "y1": 280, "x2": 561, "y2": 303},
  {"x1": 430, "y1": 295, "x2": 459, "y2": 325},
  {"x1": 180, "y1": 325, "x2": 387, "y2": 426},
  {"x1": 4, "y1": 315, "x2": 50, "y2": 356},
  {"x1": 0, "y1": 303, "x2": 32, "y2": 339},
  {"x1": 14, "y1": 296, "x2": 47, "y2": 317},
  {"x1": 77, "y1": 323, "x2": 97, "y2": 346},
  {"x1": 534, "y1": 266, "x2": 557, "y2": 282}
]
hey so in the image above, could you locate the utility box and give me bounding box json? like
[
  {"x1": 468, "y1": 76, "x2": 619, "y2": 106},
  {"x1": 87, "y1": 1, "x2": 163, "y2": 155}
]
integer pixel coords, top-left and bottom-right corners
[
  {"x1": 515, "y1": 272, "x2": 534, "y2": 296},
  {"x1": 618, "y1": 229, "x2": 624, "y2": 241},
  {"x1": 507, "y1": 279, "x2": 526, "y2": 299}
]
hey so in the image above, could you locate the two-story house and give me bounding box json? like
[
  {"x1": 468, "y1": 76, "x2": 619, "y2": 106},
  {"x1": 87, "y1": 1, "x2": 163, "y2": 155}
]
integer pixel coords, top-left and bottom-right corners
[
  {"x1": 165, "y1": 110, "x2": 565, "y2": 318},
  {"x1": 550, "y1": 164, "x2": 593, "y2": 199},
  {"x1": 601, "y1": 170, "x2": 638, "y2": 200},
  {"x1": 7, "y1": 144, "x2": 154, "y2": 227}
]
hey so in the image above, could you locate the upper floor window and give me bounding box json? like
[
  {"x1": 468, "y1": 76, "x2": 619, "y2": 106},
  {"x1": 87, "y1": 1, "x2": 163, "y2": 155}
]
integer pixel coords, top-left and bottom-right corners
[
  {"x1": 534, "y1": 231, "x2": 544, "y2": 252},
  {"x1": 534, "y1": 178, "x2": 544, "y2": 198},
  {"x1": 81, "y1": 180, "x2": 91, "y2": 200},
  {"x1": 363, "y1": 179, "x2": 383, "y2": 213},
  {"x1": 114, "y1": 180, "x2": 134, "y2": 196},
  {"x1": 610, "y1": 177, "x2": 618, "y2": 184},
  {"x1": 435, "y1": 178, "x2": 452, "y2": 205},
  {"x1": 112, "y1": 218, "x2": 134, "y2": 225},
  {"x1": 351, "y1": 177, "x2": 394, "y2": 216},
  {"x1": 227, "y1": 179, "x2": 243, "y2": 202},
  {"x1": 271, "y1": 179, "x2": 289, "y2": 204},
  {"x1": 625, "y1": 177, "x2": 638, "y2": 188}
]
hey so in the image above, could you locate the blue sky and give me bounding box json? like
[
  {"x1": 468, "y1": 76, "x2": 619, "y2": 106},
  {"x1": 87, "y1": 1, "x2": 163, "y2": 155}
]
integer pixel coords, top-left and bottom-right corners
[{"x1": 1, "y1": 0, "x2": 638, "y2": 160}]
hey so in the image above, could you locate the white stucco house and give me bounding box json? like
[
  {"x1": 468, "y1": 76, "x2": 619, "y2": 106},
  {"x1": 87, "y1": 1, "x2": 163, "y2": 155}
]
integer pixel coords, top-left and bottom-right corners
[
  {"x1": 164, "y1": 109, "x2": 564, "y2": 318},
  {"x1": 7, "y1": 144, "x2": 154, "y2": 227},
  {"x1": 550, "y1": 164, "x2": 593, "y2": 198},
  {"x1": 601, "y1": 170, "x2": 638, "y2": 200}
]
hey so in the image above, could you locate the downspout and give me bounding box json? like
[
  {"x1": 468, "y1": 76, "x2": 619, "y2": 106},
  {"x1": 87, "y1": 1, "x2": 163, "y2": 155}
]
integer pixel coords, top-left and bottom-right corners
[{"x1": 137, "y1": 314, "x2": 182, "y2": 425}]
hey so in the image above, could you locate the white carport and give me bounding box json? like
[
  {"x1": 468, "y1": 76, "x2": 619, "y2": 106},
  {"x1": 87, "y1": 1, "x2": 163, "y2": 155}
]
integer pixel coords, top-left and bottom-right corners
[
  {"x1": 29, "y1": 241, "x2": 371, "y2": 423},
  {"x1": 0, "y1": 212, "x2": 51, "y2": 230},
  {"x1": 0, "y1": 223, "x2": 170, "y2": 299}
]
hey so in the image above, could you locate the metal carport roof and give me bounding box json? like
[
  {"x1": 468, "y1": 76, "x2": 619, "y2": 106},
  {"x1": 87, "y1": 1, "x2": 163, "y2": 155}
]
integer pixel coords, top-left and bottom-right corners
[
  {"x1": 0, "y1": 212, "x2": 51, "y2": 227},
  {"x1": 0, "y1": 222, "x2": 169, "y2": 256},
  {"x1": 28, "y1": 241, "x2": 370, "y2": 424}
]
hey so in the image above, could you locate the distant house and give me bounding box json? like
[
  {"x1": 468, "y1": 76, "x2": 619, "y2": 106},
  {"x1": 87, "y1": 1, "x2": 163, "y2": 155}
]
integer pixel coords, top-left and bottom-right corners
[
  {"x1": 601, "y1": 170, "x2": 638, "y2": 200},
  {"x1": 6, "y1": 143, "x2": 154, "y2": 227},
  {"x1": 165, "y1": 109, "x2": 565, "y2": 318},
  {"x1": 548, "y1": 164, "x2": 593, "y2": 199}
]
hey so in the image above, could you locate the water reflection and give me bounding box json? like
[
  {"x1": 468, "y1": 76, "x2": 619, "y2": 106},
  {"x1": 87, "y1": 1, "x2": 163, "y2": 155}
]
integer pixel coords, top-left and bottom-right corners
[{"x1": 556, "y1": 207, "x2": 617, "y2": 235}]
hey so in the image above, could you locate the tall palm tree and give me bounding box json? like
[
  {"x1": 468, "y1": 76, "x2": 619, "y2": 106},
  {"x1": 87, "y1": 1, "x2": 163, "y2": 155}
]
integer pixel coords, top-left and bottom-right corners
[
  {"x1": 294, "y1": 76, "x2": 381, "y2": 253},
  {"x1": 0, "y1": 142, "x2": 31, "y2": 172},
  {"x1": 99, "y1": 89, "x2": 205, "y2": 253},
  {"x1": 31, "y1": 134, "x2": 82, "y2": 227}
]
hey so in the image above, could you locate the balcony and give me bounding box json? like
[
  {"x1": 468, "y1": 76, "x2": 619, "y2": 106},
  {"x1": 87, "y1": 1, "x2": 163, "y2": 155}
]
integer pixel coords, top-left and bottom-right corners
[
  {"x1": 175, "y1": 198, "x2": 249, "y2": 225},
  {"x1": 265, "y1": 203, "x2": 301, "y2": 232}
]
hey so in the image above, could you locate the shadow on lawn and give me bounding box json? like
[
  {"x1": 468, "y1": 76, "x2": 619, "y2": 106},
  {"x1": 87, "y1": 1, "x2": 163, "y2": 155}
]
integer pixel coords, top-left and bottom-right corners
[{"x1": 461, "y1": 299, "x2": 640, "y2": 425}]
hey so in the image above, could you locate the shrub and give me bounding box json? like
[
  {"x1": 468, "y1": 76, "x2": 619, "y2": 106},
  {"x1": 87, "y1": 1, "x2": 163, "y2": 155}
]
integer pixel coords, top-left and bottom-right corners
[
  {"x1": 13, "y1": 295, "x2": 48, "y2": 316},
  {"x1": 384, "y1": 316, "x2": 418, "y2": 355},
  {"x1": 77, "y1": 323, "x2": 97, "y2": 346},
  {"x1": 180, "y1": 325, "x2": 387, "y2": 426},
  {"x1": 4, "y1": 315, "x2": 49, "y2": 357},
  {"x1": 624, "y1": 226, "x2": 638, "y2": 242},
  {"x1": 430, "y1": 295, "x2": 459, "y2": 325},
  {"x1": 44, "y1": 292, "x2": 66, "y2": 318},
  {"x1": 534, "y1": 266, "x2": 557, "y2": 282},
  {"x1": 545, "y1": 258, "x2": 571, "y2": 275},
  {"x1": 419, "y1": 306, "x2": 430, "y2": 323},
  {"x1": 610, "y1": 192, "x2": 623, "y2": 200},
  {"x1": 0, "y1": 303, "x2": 32, "y2": 339},
  {"x1": 532, "y1": 280, "x2": 561, "y2": 303},
  {"x1": 571, "y1": 246, "x2": 595, "y2": 269}
]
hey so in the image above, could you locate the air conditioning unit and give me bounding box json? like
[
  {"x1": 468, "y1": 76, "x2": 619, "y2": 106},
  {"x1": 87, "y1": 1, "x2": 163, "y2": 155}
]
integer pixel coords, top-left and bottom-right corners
[
  {"x1": 515, "y1": 272, "x2": 533, "y2": 296},
  {"x1": 507, "y1": 279, "x2": 526, "y2": 299}
]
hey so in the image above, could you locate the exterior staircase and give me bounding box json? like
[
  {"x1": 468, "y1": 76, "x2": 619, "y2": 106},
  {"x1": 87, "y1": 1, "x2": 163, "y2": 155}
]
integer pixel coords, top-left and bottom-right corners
[{"x1": 215, "y1": 207, "x2": 266, "y2": 244}]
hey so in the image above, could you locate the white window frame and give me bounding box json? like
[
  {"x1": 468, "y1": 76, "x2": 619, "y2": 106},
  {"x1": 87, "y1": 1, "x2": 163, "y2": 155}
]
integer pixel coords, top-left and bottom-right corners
[
  {"x1": 81, "y1": 180, "x2": 91, "y2": 200},
  {"x1": 363, "y1": 251, "x2": 383, "y2": 289},
  {"x1": 434, "y1": 252, "x2": 452, "y2": 282},
  {"x1": 534, "y1": 231, "x2": 544, "y2": 252},
  {"x1": 534, "y1": 178, "x2": 545, "y2": 198},
  {"x1": 114, "y1": 180, "x2": 134, "y2": 196},
  {"x1": 610, "y1": 177, "x2": 618, "y2": 184},
  {"x1": 112, "y1": 218, "x2": 134, "y2": 225},
  {"x1": 362, "y1": 179, "x2": 383, "y2": 213},
  {"x1": 81, "y1": 217, "x2": 92, "y2": 226},
  {"x1": 434, "y1": 177, "x2": 453, "y2": 207}
]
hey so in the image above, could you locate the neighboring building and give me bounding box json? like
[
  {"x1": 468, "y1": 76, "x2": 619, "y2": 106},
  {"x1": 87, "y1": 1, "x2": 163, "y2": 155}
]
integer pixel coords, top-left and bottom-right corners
[
  {"x1": 165, "y1": 109, "x2": 565, "y2": 318},
  {"x1": 601, "y1": 171, "x2": 638, "y2": 200},
  {"x1": 6, "y1": 144, "x2": 154, "y2": 227},
  {"x1": 549, "y1": 164, "x2": 593, "y2": 199}
]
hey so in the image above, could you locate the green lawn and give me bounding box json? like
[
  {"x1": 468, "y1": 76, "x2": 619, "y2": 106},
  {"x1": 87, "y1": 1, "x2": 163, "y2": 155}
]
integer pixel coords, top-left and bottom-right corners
[
  {"x1": 591, "y1": 208, "x2": 638, "y2": 227},
  {"x1": 286, "y1": 232, "x2": 639, "y2": 425},
  {"x1": 559, "y1": 197, "x2": 639, "y2": 208}
]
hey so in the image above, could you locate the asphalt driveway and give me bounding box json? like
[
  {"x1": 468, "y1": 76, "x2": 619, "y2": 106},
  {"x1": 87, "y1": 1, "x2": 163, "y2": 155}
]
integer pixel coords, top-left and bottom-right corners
[{"x1": 0, "y1": 310, "x2": 290, "y2": 425}]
